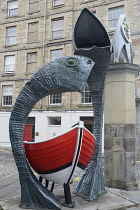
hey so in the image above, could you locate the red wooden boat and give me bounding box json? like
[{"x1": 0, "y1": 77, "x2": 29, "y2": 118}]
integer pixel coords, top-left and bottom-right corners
[{"x1": 23, "y1": 121, "x2": 96, "y2": 185}]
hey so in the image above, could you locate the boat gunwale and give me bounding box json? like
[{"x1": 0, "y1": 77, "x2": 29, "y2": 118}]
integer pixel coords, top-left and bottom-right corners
[{"x1": 23, "y1": 121, "x2": 96, "y2": 145}]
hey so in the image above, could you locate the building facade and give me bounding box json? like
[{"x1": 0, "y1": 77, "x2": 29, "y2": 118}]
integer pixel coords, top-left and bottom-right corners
[{"x1": 0, "y1": 0, "x2": 140, "y2": 151}]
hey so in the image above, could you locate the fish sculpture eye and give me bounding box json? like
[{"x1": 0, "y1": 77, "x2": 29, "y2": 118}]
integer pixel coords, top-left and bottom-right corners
[
  {"x1": 65, "y1": 57, "x2": 78, "y2": 67},
  {"x1": 65, "y1": 57, "x2": 92, "y2": 67},
  {"x1": 87, "y1": 59, "x2": 92, "y2": 64}
]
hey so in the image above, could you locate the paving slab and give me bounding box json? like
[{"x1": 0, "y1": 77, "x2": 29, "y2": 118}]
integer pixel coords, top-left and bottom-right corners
[
  {"x1": 107, "y1": 188, "x2": 140, "y2": 204},
  {"x1": 0, "y1": 175, "x2": 19, "y2": 188},
  {"x1": 0, "y1": 177, "x2": 139, "y2": 210},
  {"x1": 0, "y1": 189, "x2": 139, "y2": 210}
]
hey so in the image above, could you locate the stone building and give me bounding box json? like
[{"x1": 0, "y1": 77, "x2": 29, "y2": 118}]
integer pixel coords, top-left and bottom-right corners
[{"x1": 0, "y1": 0, "x2": 140, "y2": 158}]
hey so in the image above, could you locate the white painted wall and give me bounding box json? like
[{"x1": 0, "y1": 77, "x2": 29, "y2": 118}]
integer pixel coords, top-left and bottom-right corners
[
  {"x1": 0, "y1": 110, "x2": 104, "y2": 152},
  {"x1": 0, "y1": 112, "x2": 11, "y2": 147},
  {"x1": 0, "y1": 110, "x2": 93, "y2": 145},
  {"x1": 29, "y1": 110, "x2": 94, "y2": 141}
]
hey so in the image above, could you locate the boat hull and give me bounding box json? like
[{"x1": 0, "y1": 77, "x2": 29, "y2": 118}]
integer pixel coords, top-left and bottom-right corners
[{"x1": 24, "y1": 122, "x2": 96, "y2": 185}]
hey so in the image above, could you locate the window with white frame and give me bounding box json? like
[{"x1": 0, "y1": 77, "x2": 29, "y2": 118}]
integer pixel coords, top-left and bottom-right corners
[
  {"x1": 7, "y1": 1, "x2": 18, "y2": 17},
  {"x1": 4, "y1": 55, "x2": 15, "y2": 74},
  {"x1": 50, "y1": 49, "x2": 63, "y2": 61},
  {"x1": 2, "y1": 85, "x2": 13, "y2": 106},
  {"x1": 51, "y1": 18, "x2": 64, "y2": 39},
  {"x1": 108, "y1": 6, "x2": 124, "y2": 29},
  {"x1": 6, "y1": 26, "x2": 16, "y2": 45},
  {"x1": 81, "y1": 83, "x2": 92, "y2": 104},
  {"x1": 48, "y1": 117, "x2": 61, "y2": 125},
  {"x1": 27, "y1": 52, "x2": 37, "y2": 73},
  {"x1": 52, "y1": 0, "x2": 64, "y2": 7},
  {"x1": 28, "y1": 22, "x2": 39, "y2": 42},
  {"x1": 29, "y1": 0, "x2": 39, "y2": 13},
  {"x1": 49, "y1": 93, "x2": 62, "y2": 105}
]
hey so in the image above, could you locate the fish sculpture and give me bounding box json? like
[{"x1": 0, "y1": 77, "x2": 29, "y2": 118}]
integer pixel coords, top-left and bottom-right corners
[
  {"x1": 73, "y1": 8, "x2": 111, "y2": 200},
  {"x1": 9, "y1": 55, "x2": 94, "y2": 209}
]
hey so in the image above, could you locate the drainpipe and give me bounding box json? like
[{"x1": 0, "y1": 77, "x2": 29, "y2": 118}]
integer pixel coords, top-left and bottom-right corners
[
  {"x1": 71, "y1": 0, "x2": 74, "y2": 54},
  {"x1": 40, "y1": 0, "x2": 47, "y2": 110},
  {"x1": 69, "y1": 0, "x2": 75, "y2": 111},
  {"x1": 43, "y1": 0, "x2": 47, "y2": 65}
]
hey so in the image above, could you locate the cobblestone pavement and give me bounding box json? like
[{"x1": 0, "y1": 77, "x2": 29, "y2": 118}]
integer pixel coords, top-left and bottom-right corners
[{"x1": 0, "y1": 147, "x2": 18, "y2": 180}]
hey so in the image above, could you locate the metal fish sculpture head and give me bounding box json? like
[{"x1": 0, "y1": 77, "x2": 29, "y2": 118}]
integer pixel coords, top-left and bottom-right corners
[
  {"x1": 73, "y1": 8, "x2": 110, "y2": 50},
  {"x1": 26, "y1": 55, "x2": 95, "y2": 101},
  {"x1": 9, "y1": 55, "x2": 94, "y2": 209},
  {"x1": 73, "y1": 8, "x2": 111, "y2": 87},
  {"x1": 42, "y1": 55, "x2": 95, "y2": 94},
  {"x1": 72, "y1": 8, "x2": 111, "y2": 90}
]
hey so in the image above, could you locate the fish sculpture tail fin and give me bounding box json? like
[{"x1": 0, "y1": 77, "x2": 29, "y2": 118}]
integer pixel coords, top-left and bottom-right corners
[
  {"x1": 74, "y1": 154, "x2": 106, "y2": 200},
  {"x1": 19, "y1": 171, "x2": 61, "y2": 209}
]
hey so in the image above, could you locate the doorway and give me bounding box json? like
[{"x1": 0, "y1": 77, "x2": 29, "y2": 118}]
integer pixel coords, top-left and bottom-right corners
[
  {"x1": 80, "y1": 116, "x2": 94, "y2": 133},
  {"x1": 23, "y1": 117, "x2": 35, "y2": 142}
]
